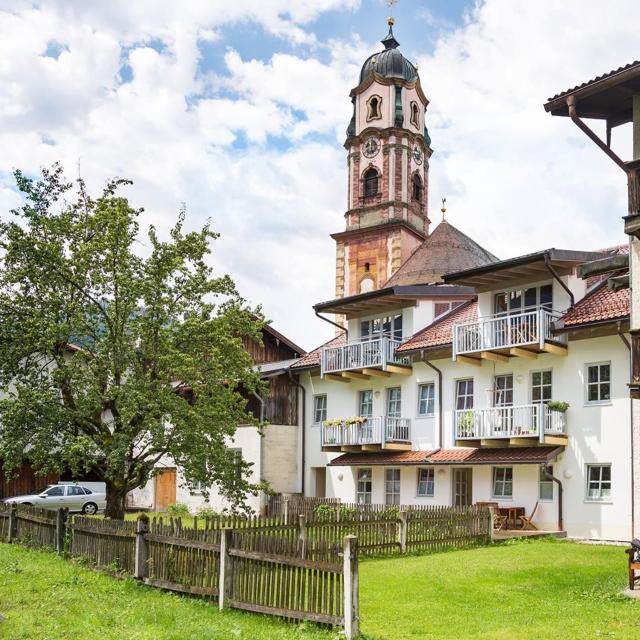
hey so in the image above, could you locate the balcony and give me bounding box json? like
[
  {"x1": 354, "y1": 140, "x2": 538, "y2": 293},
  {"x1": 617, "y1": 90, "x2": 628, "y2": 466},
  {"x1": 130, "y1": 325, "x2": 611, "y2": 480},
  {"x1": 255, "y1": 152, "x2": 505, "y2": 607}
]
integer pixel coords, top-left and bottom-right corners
[
  {"x1": 320, "y1": 336, "x2": 411, "y2": 380},
  {"x1": 453, "y1": 308, "x2": 568, "y2": 364},
  {"x1": 454, "y1": 403, "x2": 568, "y2": 447},
  {"x1": 321, "y1": 416, "x2": 411, "y2": 452}
]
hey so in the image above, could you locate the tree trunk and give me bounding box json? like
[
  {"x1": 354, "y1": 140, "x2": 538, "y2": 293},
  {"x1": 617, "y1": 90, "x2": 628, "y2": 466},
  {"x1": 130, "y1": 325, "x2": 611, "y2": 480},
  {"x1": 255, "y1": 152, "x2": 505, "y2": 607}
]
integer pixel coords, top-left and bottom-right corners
[{"x1": 105, "y1": 483, "x2": 128, "y2": 520}]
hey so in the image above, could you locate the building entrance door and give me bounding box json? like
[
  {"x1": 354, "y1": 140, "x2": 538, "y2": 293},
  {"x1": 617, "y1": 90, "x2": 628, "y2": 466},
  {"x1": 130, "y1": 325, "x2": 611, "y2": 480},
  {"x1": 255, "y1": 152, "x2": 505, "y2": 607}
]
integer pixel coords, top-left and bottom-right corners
[
  {"x1": 155, "y1": 468, "x2": 177, "y2": 510},
  {"x1": 453, "y1": 468, "x2": 472, "y2": 506},
  {"x1": 312, "y1": 467, "x2": 326, "y2": 498}
]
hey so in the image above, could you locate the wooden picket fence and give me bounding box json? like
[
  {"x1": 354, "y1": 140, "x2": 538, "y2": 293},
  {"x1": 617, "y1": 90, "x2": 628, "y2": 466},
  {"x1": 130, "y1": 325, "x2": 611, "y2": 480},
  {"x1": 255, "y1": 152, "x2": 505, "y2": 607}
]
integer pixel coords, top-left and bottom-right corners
[
  {"x1": 69, "y1": 516, "x2": 136, "y2": 572},
  {"x1": 0, "y1": 502, "x2": 9, "y2": 540}
]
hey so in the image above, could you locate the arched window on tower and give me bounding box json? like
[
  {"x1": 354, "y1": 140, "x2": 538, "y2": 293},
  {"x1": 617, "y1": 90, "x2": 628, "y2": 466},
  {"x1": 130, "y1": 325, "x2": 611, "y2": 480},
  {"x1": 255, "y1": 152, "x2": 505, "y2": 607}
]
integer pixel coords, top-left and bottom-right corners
[
  {"x1": 412, "y1": 173, "x2": 423, "y2": 202},
  {"x1": 410, "y1": 102, "x2": 420, "y2": 128},
  {"x1": 367, "y1": 95, "x2": 382, "y2": 121},
  {"x1": 363, "y1": 168, "x2": 379, "y2": 197}
]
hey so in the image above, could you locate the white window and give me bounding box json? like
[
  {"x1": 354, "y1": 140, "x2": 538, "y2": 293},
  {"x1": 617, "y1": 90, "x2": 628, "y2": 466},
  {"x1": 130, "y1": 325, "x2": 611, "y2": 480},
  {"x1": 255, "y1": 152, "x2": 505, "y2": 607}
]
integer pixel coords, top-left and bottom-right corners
[
  {"x1": 387, "y1": 387, "x2": 402, "y2": 418},
  {"x1": 456, "y1": 379, "x2": 474, "y2": 410},
  {"x1": 586, "y1": 363, "x2": 611, "y2": 404},
  {"x1": 313, "y1": 395, "x2": 327, "y2": 425},
  {"x1": 385, "y1": 468, "x2": 401, "y2": 505},
  {"x1": 531, "y1": 370, "x2": 552, "y2": 403},
  {"x1": 357, "y1": 468, "x2": 372, "y2": 504},
  {"x1": 494, "y1": 284, "x2": 553, "y2": 315},
  {"x1": 539, "y1": 465, "x2": 553, "y2": 501},
  {"x1": 586, "y1": 464, "x2": 611, "y2": 501},
  {"x1": 417, "y1": 468, "x2": 434, "y2": 497},
  {"x1": 492, "y1": 467, "x2": 513, "y2": 498},
  {"x1": 359, "y1": 390, "x2": 373, "y2": 418},
  {"x1": 434, "y1": 301, "x2": 462, "y2": 319},
  {"x1": 417, "y1": 383, "x2": 435, "y2": 417},
  {"x1": 360, "y1": 314, "x2": 403, "y2": 342},
  {"x1": 493, "y1": 374, "x2": 513, "y2": 407}
]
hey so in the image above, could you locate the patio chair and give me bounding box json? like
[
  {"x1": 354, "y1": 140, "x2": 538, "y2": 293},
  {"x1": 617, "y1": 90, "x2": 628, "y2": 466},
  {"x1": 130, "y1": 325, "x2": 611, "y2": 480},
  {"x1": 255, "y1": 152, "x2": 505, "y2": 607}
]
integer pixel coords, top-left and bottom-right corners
[
  {"x1": 477, "y1": 502, "x2": 507, "y2": 531},
  {"x1": 626, "y1": 539, "x2": 640, "y2": 590},
  {"x1": 517, "y1": 501, "x2": 539, "y2": 530}
]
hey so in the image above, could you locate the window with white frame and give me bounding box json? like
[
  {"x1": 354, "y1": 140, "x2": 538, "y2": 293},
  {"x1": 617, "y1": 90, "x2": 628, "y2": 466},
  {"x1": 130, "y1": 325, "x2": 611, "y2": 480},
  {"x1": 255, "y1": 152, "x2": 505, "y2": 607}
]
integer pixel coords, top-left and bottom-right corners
[
  {"x1": 357, "y1": 468, "x2": 372, "y2": 504},
  {"x1": 531, "y1": 370, "x2": 552, "y2": 403},
  {"x1": 387, "y1": 387, "x2": 402, "y2": 418},
  {"x1": 360, "y1": 313, "x2": 403, "y2": 342},
  {"x1": 586, "y1": 464, "x2": 611, "y2": 501},
  {"x1": 417, "y1": 383, "x2": 435, "y2": 417},
  {"x1": 417, "y1": 468, "x2": 434, "y2": 497},
  {"x1": 492, "y1": 467, "x2": 513, "y2": 498},
  {"x1": 358, "y1": 390, "x2": 373, "y2": 418},
  {"x1": 456, "y1": 379, "x2": 474, "y2": 410},
  {"x1": 586, "y1": 363, "x2": 611, "y2": 403},
  {"x1": 494, "y1": 283, "x2": 553, "y2": 316},
  {"x1": 539, "y1": 465, "x2": 553, "y2": 501},
  {"x1": 385, "y1": 468, "x2": 401, "y2": 505},
  {"x1": 493, "y1": 374, "x2": 513, "y2": 407},
  {"x1": 313, "y1": 395, "x2": 327, "y2": 425}
]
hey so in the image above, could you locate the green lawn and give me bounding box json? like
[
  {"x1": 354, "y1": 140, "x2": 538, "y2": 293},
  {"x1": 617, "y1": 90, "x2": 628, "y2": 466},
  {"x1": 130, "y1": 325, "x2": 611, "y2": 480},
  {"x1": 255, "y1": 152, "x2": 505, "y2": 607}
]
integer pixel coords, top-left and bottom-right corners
[{"x1": 1, "y1": 538, "x2": 639, "y2": 640}]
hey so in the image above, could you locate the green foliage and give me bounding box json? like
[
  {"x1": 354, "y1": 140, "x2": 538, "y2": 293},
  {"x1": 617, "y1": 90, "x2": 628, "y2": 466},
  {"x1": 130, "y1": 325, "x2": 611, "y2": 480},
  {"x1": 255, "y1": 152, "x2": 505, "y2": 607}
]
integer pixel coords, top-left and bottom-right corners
[
  {"x1": 195, "y1": 505, "x2": 218, "y2": 518},
  {"x1": 546, "y1": 400, "x2": 570, "y2": 413},
  {"x1": 165, "y1": 502, "x2": 190, "y2": 517},
  {"x1": 0, "y1": 164, "x2": 266, "y2": 518}
]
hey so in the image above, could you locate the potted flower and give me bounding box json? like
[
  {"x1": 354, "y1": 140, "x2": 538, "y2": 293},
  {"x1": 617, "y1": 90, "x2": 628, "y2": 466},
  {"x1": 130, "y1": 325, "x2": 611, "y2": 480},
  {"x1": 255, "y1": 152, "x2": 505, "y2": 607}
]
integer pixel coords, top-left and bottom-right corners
[{"x1": 546, "y1": 400, "x2": 570, "y2": 413}]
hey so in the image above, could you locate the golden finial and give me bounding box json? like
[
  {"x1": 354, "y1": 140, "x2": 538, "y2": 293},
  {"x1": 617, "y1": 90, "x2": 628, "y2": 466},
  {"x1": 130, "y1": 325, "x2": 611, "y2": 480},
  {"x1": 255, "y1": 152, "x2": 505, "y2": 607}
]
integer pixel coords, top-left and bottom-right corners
[
  {"x1": 388, "y1": 0, "x2": 397, "y2": 25},
  {"x1": 441, "y1": 197, "x2": 447, "y2": 221}
]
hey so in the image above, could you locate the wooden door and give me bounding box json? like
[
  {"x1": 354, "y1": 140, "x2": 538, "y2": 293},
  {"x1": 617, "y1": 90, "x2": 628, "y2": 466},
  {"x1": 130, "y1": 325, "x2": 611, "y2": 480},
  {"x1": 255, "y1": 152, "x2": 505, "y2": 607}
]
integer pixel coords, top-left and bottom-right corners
[
  {"x1": 313, "y1": 468, "x2": 326, "y2": 498},
  {"x1": 453, "y1": 468, "x2": 472, "y2": 506},
  {"x1": 155, "y1": 468, "x2": 176, "y2": 510}
]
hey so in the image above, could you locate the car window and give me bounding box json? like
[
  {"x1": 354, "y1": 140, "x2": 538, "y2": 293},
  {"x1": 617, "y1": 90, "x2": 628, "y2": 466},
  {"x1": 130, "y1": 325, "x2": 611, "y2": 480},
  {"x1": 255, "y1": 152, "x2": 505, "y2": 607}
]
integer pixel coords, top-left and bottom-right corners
[
  {"x1": 67, "y1": 486, "x2": 85, "y2": 496},
  {"x1": 44, "y1": 486, "x2": 65, "y2": 496},
  {"x1": 82, "y1": 488, "x2": 92, "y2": 495}
]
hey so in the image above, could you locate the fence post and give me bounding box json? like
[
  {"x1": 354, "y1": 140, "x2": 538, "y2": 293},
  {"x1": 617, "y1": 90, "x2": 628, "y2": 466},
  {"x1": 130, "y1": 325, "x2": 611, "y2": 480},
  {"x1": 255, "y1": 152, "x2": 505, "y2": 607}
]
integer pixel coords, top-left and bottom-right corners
[
  {"x1": 299, "y1": 514, "x2": 307, "y2": 559},
  {"x1": 398, "y1": 510, "x2": 408, "y2": 553},
  {"x1": 134, "y1": 513, "x2": 150, "y2": 580},
  {"x1": 7, "y1": 503, "x2": 17, "y2": 543},
  {"x1": 55, "y1": 508, "x2": 67, "y2": 554},
  {"x1": 487, "y1": 508, "x2": 495, "y2": 544},
  {"x1": 219, "y1": 528, "x2": 233, "y2": 610},
  {"x1": 283, "y1": 495, "x2": 289, "y2": 525},
  {"x1": 343, "y1": 535, "x2": 359, "y2": 640}
]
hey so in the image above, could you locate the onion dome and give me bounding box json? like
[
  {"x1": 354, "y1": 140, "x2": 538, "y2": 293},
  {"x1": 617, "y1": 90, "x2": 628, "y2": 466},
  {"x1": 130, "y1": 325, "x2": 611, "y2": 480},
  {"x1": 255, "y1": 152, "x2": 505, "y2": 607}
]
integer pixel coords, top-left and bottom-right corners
[{"x1": 359, "y1": 19, "x2": 418, "y2": 84}]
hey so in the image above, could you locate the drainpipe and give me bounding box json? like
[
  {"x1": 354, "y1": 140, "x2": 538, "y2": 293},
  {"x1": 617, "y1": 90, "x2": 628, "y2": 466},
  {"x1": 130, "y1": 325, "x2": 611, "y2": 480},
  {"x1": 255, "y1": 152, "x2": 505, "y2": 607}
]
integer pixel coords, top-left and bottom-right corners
[
  {"x1": 315, "y1": 310, "x2": 348, "y2": 340},
  {"x1": 251, "y1": 391, "x2": 267, "y2": 515},
  {"x1": 544, "y1": 254, "x2": 574, "y2": 308},
  {"x1": 618, "y1": 320, "x2": 635, "y2": 538},
  {"x1": 287, "y1": 369, "x2": 306, "y2": 496},
  {"x1": 543, "y1": 464, "x2": 563, "y2": 531},
  {"x1": 422, "y1": 352, "x2": 443, "y2": 450}
]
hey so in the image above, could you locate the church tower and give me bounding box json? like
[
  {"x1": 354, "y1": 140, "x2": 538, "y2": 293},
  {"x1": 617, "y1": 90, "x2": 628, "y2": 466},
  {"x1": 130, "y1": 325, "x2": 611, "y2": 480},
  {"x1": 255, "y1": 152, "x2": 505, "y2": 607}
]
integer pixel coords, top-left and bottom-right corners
[{"x1": 333, "y1": 18, "x2": 432, "y2": 298}]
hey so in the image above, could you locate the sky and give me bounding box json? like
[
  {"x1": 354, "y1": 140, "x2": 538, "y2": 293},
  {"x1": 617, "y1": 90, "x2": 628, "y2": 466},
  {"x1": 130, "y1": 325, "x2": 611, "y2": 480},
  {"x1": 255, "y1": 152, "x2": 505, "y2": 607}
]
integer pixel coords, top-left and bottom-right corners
[{"x1": 0, "y1": 0, "x2": 638, "y2": 352}]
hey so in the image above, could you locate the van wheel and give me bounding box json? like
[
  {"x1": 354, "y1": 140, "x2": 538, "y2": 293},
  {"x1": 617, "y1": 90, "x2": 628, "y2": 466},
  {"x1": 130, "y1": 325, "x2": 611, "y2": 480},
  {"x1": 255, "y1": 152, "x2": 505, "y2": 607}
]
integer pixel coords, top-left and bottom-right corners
[{"x1": 82, "y1": 502, "x2": 98, "y2": 515}]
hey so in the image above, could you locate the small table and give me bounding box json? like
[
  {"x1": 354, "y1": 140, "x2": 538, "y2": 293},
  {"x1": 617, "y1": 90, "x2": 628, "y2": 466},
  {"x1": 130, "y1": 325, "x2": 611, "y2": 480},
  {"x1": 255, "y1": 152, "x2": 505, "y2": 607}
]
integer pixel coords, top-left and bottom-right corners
[{"x1": 499, "y1": 507, "x2": 525, "y2": 529}]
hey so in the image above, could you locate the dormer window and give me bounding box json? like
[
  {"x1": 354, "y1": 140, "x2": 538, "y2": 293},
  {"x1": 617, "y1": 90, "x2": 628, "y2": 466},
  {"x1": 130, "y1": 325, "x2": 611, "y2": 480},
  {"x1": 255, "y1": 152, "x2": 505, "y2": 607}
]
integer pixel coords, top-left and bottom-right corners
[
  {"x1": 410, "y1": 101, "x2": 420, "y2": 128},
  {"x1": 412, "y1": 173, "x2": 423, "y2": 201},
  {"x1": 364, "y1": 168, "x2": 379, "y2": 197},
  {"x1": 367, "y1": 94, "x2": 382, "y2": 121}
]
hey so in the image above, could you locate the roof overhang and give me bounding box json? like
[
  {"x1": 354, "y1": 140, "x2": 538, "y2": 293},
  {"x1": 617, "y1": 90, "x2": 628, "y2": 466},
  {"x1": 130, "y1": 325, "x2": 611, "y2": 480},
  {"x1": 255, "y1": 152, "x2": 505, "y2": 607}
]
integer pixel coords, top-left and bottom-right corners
[
  {"x1": 544, "y1": 61, "x2": 640, "y2": 125},
  {"x1": 331, "y1": 220, "x2": 426, "y2": 242},
  {"x1": 314, "y1": 284, "x2": 475, "y2": 316},
  {"x1": 262, "y1": 324, "x2": 306, "y2": 357},
  {"x1": 442, "y1": 249, "x2": 605, "y2": 291}
]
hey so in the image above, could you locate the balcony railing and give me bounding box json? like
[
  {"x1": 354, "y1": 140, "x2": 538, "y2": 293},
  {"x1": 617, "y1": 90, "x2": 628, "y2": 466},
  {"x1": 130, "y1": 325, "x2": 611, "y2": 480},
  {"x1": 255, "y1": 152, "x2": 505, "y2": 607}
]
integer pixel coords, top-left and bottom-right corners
[
  {"x1": 321, "y1": 336, "x2": 409, "y2": 376},
  {"x1": 453, "y1": 308, "x2": 566, "y2": 358},
  {"x1": 321, "y1": 416, "x2": 411, "y2": 448},
  {"x1": 454, "y1": 403, "x2": 567, "y2": 443}
]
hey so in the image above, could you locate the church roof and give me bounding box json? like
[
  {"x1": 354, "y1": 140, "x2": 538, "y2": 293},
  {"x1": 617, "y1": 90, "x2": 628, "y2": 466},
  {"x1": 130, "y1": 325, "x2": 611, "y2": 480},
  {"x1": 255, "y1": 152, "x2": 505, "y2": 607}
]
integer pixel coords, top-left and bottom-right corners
[
  {"x1": 384, "y1": 220, "x2": 498, "y2": 287},
  {"x1": 360, "y1": 23, "x2": 418, "y2": 84}
]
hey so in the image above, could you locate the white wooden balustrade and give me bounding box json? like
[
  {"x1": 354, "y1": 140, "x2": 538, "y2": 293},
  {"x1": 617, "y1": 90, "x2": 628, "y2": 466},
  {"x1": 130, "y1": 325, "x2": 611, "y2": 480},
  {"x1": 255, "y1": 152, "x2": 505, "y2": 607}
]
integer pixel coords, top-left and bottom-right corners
[
  {"x1": 453, "y1": 308, "x2": 567, "y2": 358},
  {"x1": 321, "y1": 337, "x2": 409, "y2": 375},
  {"x1": 321, "y1": 416, "x2": 411, "y2": 448},
  {"x1": 454, "y1": 403, "x2": 567, "y2": 443}
]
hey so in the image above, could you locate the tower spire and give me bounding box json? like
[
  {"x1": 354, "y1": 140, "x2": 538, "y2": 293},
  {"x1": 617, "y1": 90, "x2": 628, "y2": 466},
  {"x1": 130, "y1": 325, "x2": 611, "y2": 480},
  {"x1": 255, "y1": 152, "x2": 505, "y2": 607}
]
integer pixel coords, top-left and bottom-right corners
[
  {"x1": 441, "y1": 198, "x2": 447, "y2": 221},
  {"x1": 382, "y1": 0, "x2": 400, "y2": 49}
]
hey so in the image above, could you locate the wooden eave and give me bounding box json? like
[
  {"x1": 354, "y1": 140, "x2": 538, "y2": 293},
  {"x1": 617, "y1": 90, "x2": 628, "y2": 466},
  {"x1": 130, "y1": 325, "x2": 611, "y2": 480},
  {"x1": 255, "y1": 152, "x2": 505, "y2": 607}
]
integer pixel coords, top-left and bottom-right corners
[{"x1": 556, "y1": 317, "x2": 629, "y2": 341}]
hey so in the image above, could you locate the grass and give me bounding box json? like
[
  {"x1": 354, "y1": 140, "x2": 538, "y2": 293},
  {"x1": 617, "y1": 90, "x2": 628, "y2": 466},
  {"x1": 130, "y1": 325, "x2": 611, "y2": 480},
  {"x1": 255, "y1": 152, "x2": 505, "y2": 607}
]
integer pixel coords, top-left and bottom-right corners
[
  {"x1": 360, "y1": 537, "x2": 640, "y2": 639},
  {"x1": 1, "y1": 538, "x2": 639, "y2": 639}
]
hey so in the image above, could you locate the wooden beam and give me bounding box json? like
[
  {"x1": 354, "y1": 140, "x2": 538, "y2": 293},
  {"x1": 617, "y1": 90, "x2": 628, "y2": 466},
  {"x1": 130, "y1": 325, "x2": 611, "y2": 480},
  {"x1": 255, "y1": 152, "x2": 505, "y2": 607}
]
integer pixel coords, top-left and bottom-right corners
[
  {"x1": 480, "y1": 439, "x2": 508, "y2": 448},
  {"x1": 455, "y1": 440, "x2": 481, "y2": 448},
  {"x1": 340, "y1": 446, "x2": 362, "y2": 452},
  {"x1": 457, "y1": 355, "x2": 482, "y2": 367},
  {"x1": 362, "y1": 368, "x2": 391, "y2": 378},
  {"x1": 382, "y1": 443, "x2": 412, "y2": 451},
  {"x1": 385, "y1": 364, "x2": 412, "y2": 376},
  {"x1": 543, "y1": 435, "x2": 569, "y2": 446},
  {"x1": 481, "y1": 351, "x2": 509, "y2": 363},
  {"x1": 543, "y1": 342, "x2": 568, "y2": 356},
  {"x1": 341, "y1": 371, "x2": 370, "y2": 380},
  {"x1": 509, "y1": 437, "x2": 537, "y2": 447},
  {"x1": 360, "y1": 444, "x2": 382, "y2": 451},
  {"x1": 325, "y1": 374, "x2": 351, "y2": 383},
  {"x1": 510, "y1": 347, "x2": 538, "y2": 360}
]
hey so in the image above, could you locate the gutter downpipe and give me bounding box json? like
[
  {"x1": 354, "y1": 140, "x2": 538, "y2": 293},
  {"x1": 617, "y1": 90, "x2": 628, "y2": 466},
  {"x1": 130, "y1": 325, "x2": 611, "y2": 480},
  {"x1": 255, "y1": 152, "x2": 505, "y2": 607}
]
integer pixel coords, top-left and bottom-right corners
[
  {"x1": 544, "y1": 254, "x2": 574, "y2": 308},
  {"x1": 543, "y1": 463, "x2": 564, "y2": 531},
  {"x1": 251, "y1": 391, "x2": 267, "y2": 515},
  {"x1": 618, "y1": 320, "x2": 634, "y2": 538},
  {"x1": 314, "y1": 310, "x2": 348, "y2": 340},
  {"x1": 287, "y1": 369, "x2": 306, "y2": 496},
  {"x1": 422, "y1": 351, "x2": 443, "y2": 450}
]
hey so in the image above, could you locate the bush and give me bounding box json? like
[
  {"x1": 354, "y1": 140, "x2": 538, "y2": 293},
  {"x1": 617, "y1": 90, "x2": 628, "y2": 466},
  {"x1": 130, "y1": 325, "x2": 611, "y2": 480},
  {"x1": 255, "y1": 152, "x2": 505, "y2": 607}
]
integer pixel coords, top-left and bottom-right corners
[
  {"x1": 196, "y1": 506, "x2": 218, "y2": 518},
  {"x1": 165, "y1": 502, "x2": 190, "y2": 517}
]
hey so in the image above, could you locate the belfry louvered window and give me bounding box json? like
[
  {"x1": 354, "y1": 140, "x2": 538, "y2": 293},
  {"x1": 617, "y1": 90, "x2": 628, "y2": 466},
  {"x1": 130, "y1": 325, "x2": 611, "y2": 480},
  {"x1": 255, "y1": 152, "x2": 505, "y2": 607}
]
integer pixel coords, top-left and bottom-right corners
[{"x1": 364, "y1": 168, "x2": 378, "y2": 197}]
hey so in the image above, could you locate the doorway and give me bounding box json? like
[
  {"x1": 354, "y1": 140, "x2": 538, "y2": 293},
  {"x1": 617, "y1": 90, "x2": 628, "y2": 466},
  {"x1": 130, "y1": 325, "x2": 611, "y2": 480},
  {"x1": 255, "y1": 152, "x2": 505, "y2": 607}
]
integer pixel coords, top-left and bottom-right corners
[
  {"x1": 312, "y1": 467, "x2": 326, "y2": 498},
  {"x1": 155, "y1": 468, "x2": 177, "y2": 510},
  {"x1": 453, "y1": 468, "x2": 472, "y2": 506}
]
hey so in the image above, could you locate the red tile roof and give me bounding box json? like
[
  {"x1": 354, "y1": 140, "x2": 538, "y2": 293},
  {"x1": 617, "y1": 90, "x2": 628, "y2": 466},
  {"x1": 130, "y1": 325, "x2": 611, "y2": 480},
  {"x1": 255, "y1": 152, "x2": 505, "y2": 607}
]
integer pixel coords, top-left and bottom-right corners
[
  {"x1": 329, "y1": 446, "x2": 561, "y2": 466},
  {"x1": 560, "y1": 278, "x2": 629, "y2": 327},
  {"x1": 396, "y1": 300, "x2": 477, "y2": 353},
  {"x1": 290, "y1": 334, "x2": 346, "y2": 370}
]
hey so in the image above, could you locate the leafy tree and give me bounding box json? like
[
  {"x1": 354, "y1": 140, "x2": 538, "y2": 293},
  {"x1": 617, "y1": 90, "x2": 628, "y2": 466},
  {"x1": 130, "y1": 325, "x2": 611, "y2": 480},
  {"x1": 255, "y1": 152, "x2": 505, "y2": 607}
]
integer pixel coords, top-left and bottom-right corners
[{"x1": 0, "y1": 164, "x2": 265, "y2": 519}]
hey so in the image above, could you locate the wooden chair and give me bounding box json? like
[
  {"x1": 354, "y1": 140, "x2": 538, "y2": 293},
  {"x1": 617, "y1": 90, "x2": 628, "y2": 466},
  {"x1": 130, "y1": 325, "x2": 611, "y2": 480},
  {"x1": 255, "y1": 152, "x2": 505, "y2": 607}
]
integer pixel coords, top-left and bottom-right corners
[
  {"x1": 477, "y1": 502, "x2": 507, "y2": 531},
  {"x1": 518, "y1": 502, "x2": 539, "y2": 530},
  {"x1": 626, "y1": 540, "x2": 640, "y2": 590}
]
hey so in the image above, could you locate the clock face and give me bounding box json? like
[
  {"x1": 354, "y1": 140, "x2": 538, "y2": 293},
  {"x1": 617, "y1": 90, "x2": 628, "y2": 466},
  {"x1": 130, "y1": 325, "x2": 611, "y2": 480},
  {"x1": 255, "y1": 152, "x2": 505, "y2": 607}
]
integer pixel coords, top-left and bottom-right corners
[
  {"x1": 413, "y1": 145, "x2": 423, "y2": 165},
  {"x1": 363, "y1": 137, "x2": 380, "y2": 158}
]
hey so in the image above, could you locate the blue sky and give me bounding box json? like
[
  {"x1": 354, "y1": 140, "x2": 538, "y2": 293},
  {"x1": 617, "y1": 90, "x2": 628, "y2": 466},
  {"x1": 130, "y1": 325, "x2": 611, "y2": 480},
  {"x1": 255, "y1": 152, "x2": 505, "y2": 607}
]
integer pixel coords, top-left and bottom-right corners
[{"x1": 0, "y1": 1, "x2": 637, "y2": 350}]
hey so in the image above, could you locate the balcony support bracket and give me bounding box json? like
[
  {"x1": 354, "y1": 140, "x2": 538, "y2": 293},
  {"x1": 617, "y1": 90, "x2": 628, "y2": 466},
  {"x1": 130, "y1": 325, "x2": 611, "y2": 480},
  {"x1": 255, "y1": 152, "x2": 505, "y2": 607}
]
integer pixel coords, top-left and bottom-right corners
[
  {"x1": 385, "y1": 364, "x2": 412, "y2": 376},
  {"x1": 325, "y1": 374, "x2": 351, "y2": 383},
  {"x1": 510, "y1": 347, "x2": 538, "y2": 359},
  {"x1": 481, "y1": 351, "x2": 509, "y2": 363},
  {"x1": 341, "y1": 371, "x2": 370, "y2": 380},
  {"x1": 362, "y1": 368, "x2": 391, "y2": 378},
  {"x1": 457, "y1": 355, "x2": 482, "y2": 367},
  {"x1": 543, "y1": 343, "x2": 568, "y2": 357}
]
